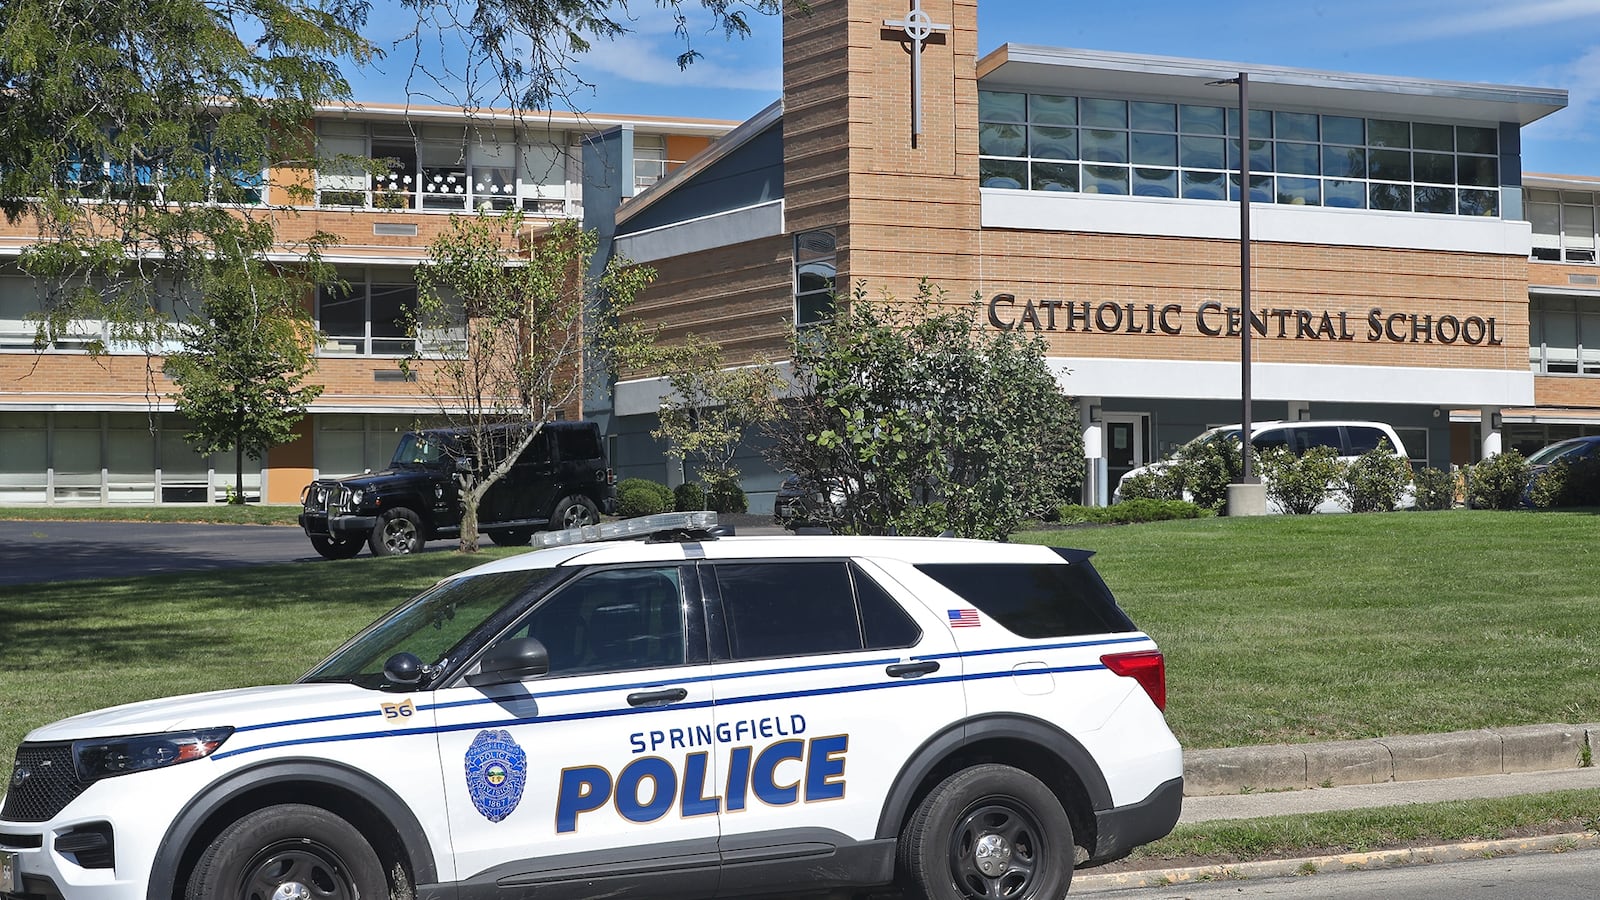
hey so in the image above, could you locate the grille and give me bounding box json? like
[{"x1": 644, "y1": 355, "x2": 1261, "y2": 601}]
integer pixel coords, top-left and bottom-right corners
[{"x1": 2, "y1": 743, "x2": 88, "y2": 823}]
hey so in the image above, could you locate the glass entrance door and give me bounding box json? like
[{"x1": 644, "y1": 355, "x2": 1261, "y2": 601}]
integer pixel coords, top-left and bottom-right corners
[{"x1": 1104, "y1": 414, "x2": 1147, "y2": 489}]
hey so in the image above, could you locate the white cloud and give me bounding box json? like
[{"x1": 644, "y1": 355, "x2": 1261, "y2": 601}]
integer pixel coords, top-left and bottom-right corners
[
  {"x1": 573, "y1": 6, "x2": 782, "y2": 93},
  {"x1": 1391, "y1": 0, "x2": 1600, "y2": 39},
  {"x1": 1525, "y1": 44, "x2": 1600, "y2": 165}
]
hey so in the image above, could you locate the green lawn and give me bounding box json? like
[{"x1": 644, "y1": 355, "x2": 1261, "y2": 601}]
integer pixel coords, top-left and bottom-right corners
[{"x1": 0, "y1": 504, "x2": 302, "y2": 525}]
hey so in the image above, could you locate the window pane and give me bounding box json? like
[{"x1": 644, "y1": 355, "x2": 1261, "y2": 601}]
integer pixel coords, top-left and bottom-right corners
[
  {"x1": 1181, "y1": 169, "x2": 1226, "y2": 200},
  {"x1": 370, "y1": 281, "x2": 416, "y2": 354},
  {"x1": 1275, "y1": 111, "x2": 1318, "y2": 142},
  {"x1": 1132, "y1": 167, "x2": 1177, "y2": 198},
  {"x1": 1369, "y1": 148, "x2": 1411, "y2": 181},
  {"x1": 1225, "y1": 107, "x2": 1273, "y2": 138},
  {"x1": 1030, "y1": 161, "x2": 1078, "y2": 192},
  {"x1": 1130, "y1": 132, "x2": 1176, "y2": 166},
  {"x1": 1229, "y1": 173, "x2": 1274, "y2": 203},
  {"x1": 319, "y1": 282, "x2": 366, "y2": 345},
  {"x1": 1368, "y1": 119, "x2": 1410, "y2": 148},
  {"x1": 1028, "y1": 94, "x2": 1075, "y2": 125},
  {"x1": 1083, "y1": 165, "x2": 1128, "y2": 195},
  {"x1": 717, "y1": 562, "x2": 863, "y2": 659},
  {"x1": 1326, "y1": 179, "x2": 1367, "y2": 209},
  {"x1": 1414, "y1": 122, "x2": 1454, "y2": 151},
  {"x1": 1180, "y1": 135, "x2": 1225, "y2": 170},
  {"x1": 1415, "y1": 151, "x2": 1454, "y2": 184},
  {"x1": 1180, "y1": 104, "x2": 1225, "y2": 135},
  {"x1": 979, "y1": 123, "x2": 1027, "y2": 157},
  {"x1": 1130, "y1": 101, "x2": 1176, "y2": 132},
  {"x1": 1370, "y1": 182, "x2": 1410, "y2": 211},
  {"x1": 1323, "y1": 145, "x2": 1366, "y2": 178},
  {"x1": 915, "y1": 563, "x2": 1134, "y2": 639},
  {"x1": 1458, "y1": 125, "x2": 1497, "y2": 155},
  {"x1": 1080, "y1": 98, "x2": 1126, "y2": 129},
  {"x1": 1080, "y1": 129, "x2": 1127, "y2": 163},
  {"x1": 1415, "y1": 186, "x2": 1455, "y2": 214},
  {"x1": 1029, "y1": 125, "x2": 1076, "y2": 160},
  {"x1": 1322, "y1": 115, "x2": 1364, "y2": 145},
  {"x1": 979, "y1": 90, "x2": 1027, "y2": 123},
  {"x1": 518, "y1": 568, "x2": 685, "y2": 675},
  {"x1": 1460, "y1": 189, "x2": 1499, "y2": 217},
  {"x1": 1458, "y1": 155, "x2": 1497, "y2": 187},
  {"x1": 1277, "y1": 142, "x2": 1319, "y2": 176},
  {"x1": 1277, "y1": 176, "x2": 1320, "y2": 206},
  {"x1": 1564, "y1": 205, "x2": 1596, "y2": 250},
  {"x1": 1227, "y1": 139, "x2": 1272, "y2": 173},
  {"x1": 980, "y1": 159, "x2": 1026, "y2": 189},
  {"x1": 855, "y1": 565, "x2": 920, "y2": 650},
  {"x1": 520, "y1": 142, "x2": 565, "y2": 189}
]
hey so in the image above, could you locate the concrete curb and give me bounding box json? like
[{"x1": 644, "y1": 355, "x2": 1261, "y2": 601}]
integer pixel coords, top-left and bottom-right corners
[
  {"x1": 1184, "y1": 723, "x2": 1598, "y2": 796},
  {"x1": 1073, "y1": 831, "x2": 1600, "y2": 893}
]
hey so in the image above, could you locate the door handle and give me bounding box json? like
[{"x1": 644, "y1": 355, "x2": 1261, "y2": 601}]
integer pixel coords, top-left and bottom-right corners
[
  {"x1": 886, "y1": 660, "x2": 940, "y2": 679},
  {"x1": 627, "y1": 687, "x2": 689, "y2": 707}
]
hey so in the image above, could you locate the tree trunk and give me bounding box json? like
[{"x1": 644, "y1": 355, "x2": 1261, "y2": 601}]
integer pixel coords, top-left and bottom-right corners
[
  {"x1": 458, "y1": 479, "x2": 484, "y2": 553},
  {"x1": 233, "y1": 411, "x2": 246, "y2": 505}
]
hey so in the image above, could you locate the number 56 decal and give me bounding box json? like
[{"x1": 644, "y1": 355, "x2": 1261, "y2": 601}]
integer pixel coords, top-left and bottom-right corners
[{"x1": 381, "y1": 699, "x2": 416, "y2": 721}]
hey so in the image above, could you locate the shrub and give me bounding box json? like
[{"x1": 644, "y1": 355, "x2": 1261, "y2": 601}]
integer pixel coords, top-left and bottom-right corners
[
  {"x1": 1340, "y1": 439, "x2": 1412, "y2": 512},
  {"x1": 616, "y1": 478, "x2": 673, "y2": 517},
  {"x1": 1057, "y1": 499, "x2": 1207, "y2": 525},
  {"x1": 1530, "y1": 457, "x2": 1600, "y2": 509},
  {"x1": 1465, "y1": 450, "x2": 1531, "y2": 510},
  {"x1": 1173, "y1": 437, "x2": 1239, "y2": 512},
  {"x1": 1117, "y1": 467, "x2": 1182, "y2": 502},
  {"x1": 673, "y1": 481, "x2": 706, "y2": 512},
  {"x1": 1411, "y1": 466, "x2": 1458, "y2": 511},
  {"x1": 1258, "y1": 445, "x2": 1341, "y2": 515},
  {"x1": 703, "y1": 473, "x2": 748, "y2": 514}
]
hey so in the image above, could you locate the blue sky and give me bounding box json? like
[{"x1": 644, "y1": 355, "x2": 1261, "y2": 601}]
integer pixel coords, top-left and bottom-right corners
[{"x1": 350, "y1": 0, "x2": 1600, "y2": 176}]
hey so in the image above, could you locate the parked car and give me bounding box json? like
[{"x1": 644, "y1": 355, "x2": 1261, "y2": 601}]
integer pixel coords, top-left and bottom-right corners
[
  {"x1": 772, "y1": 473, "x2": 851, "y2": 530},
  {"x1": 0, "y1": 512, "x2": 1182, "y2": 900},
  {"x1": 298, "y1": 421, "x2": 615, "y2": 558},
  {"x1": 1114, "y1": 420, "x2": 1413, "y2": 513},
  {"x1": 1521, "y1": 435, "x2": 1600, "y2": 506}
]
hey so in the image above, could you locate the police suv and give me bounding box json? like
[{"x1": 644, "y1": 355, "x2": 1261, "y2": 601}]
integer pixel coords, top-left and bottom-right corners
[{"x1": 1, "y1": 513, "x2": 1183, "y2": 900}]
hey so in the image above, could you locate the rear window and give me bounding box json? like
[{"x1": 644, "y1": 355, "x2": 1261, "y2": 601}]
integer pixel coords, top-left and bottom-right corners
[
  {"x1": 1345, "y1": 426, "x2": 1393, "y2": 456},
  {"x1": 554, "y1": 426, "x2": 602, "y2": 461},
  {"x1": 915, "y1": 562, "x2": 1135, "y2": 639}
]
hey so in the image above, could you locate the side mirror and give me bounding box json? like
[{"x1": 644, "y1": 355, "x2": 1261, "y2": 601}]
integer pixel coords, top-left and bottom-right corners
[
  {"x1": 465, "y1": 637, "x2": 551, "y2": 688},
  {"x1": 455, "y1": 456, "x2": 473, "y2": 473},
  {"x1": 383, "y1": 651, "x2": 425, "y2": 685}
]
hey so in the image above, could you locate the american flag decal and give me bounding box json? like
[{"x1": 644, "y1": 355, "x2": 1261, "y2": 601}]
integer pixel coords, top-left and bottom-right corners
[{"x1": 947, "y1": 609, "x2": 980, "y2": 628}]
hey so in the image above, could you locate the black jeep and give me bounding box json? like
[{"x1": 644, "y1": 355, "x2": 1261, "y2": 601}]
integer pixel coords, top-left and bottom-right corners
[{"x1": 298, "y1": 421, "x2": 616, "y2": 558}]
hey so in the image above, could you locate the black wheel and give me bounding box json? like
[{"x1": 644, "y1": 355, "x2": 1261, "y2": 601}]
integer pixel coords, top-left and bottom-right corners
[
  {"x1": 369, "y1": 508, "x2": 424, "y2": 556},
  {"x1": 550, "y1": 494, "x2": 600, "y2": 529},
  {"x1": 184, "y1": 803, "x2": 387, "y2": 900},
  {"x1": 898, "y1": 764, "x2": 1073, "y2": 900},
  {"x1": 310, "y1": 535, "x2": 364, "y2": 560},
  {"x1": 488, "y1": 528, "x2": 531, "y2": 547}
]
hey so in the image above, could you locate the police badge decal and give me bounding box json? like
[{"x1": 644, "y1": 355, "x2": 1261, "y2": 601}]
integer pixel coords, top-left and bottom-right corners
[{"x1": 465, "y1": 729, "x2": 529, "y2": 823}]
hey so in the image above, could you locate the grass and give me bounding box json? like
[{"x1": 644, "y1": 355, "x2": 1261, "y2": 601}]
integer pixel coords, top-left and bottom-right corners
[
  {"x1": 1018, "y1": 509, "x2": 1600, "y2": 748},
  {"x1": 1116, "y1": 788, "x2": 1600, "y2": 868},
  {"x1": 0, "y1": 504, "x2": 302, "y2": 525}
]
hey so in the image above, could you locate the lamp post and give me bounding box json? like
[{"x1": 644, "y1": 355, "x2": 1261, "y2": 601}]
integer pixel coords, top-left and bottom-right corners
[{"x1": 1210, "y1": 72, "x2": 1264, "y2": 513}]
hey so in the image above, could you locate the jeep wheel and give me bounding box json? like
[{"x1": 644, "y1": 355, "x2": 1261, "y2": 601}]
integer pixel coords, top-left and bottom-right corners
[
  {"x1": 899, "y1": 764, "x2": 1073, "y2": 900},
  {"x1": 370, "y1": 508, "x2": 425, "y2": 556},
  {"x1": 489, "y1": 529, "x2": 531, "y2": 547},
  {"x1": 311, "y1": 535, "x2": 364, "y2": 560},
  {"x1": 184, "y1": 803, "x2": 387, "y2": 900},
  {"x1": 550, "y1": 494, "x2": 601, "y2": 529}
]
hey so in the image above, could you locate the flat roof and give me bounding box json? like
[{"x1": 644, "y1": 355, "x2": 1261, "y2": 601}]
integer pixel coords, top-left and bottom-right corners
[
  {"x1": 312, "y1": 101, "x2": 739, "y2": 137},
  {"x1": 978, "y1": 45, "x2": 1567, "y2": 126}
]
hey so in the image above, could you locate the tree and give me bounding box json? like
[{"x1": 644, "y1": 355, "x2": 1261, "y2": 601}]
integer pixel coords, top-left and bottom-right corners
[
  {"x1": 652, "y1": 336, "x2": 783, "y2": 509},
  {"x1": 410, "y1": 211, "x2": 651, "y2": 551},
  {"x1": 162, "y1": 253, "x2": 326, "y2": 503},
  {"x1": 765, "y1": 281, "x2": 1084, "y2": 541}
]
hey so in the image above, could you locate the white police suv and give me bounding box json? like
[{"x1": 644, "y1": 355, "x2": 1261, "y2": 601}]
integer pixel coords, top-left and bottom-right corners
[{"x1": 1, "y1": 513, "x2": 1182, "y2": 900}]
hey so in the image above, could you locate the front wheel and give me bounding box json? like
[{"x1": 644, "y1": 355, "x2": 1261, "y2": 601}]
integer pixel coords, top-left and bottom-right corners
[
  {"x1": 311, "y1": 534, "x2": 364, "y2": 560},
  {"x1": 898, "y1": 764, "x2": 1074, "y2": 900},
  {"x1": 488, "y1": 528, "x2": 531, "y2": 547},
  {"x1": 550, "y1": 494, "x2": 600, "y2": 530},
  {"x1": 369, "y1": 508, "x2": 425, "y2": 556},
  {"x1": 184, "y1": 803, "x2": 388, "y2": 900}
]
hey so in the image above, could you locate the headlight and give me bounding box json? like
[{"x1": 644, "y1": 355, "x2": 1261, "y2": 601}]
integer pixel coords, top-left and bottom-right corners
[
  {"x1": 349, "y1": 488, "x2": 365, "y2": 506},
  {"x1": 73, "y1": 728, "x2": 233, "y2": 781}
]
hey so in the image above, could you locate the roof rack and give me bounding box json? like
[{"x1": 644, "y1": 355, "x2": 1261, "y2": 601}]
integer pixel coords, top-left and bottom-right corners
[{"x1": 531, "y1": 511, "x2": 726, "y2": 549}]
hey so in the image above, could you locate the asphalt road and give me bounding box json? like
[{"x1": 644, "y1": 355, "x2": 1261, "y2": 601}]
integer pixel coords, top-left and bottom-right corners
[{"x1": 0, "y1": 520, "x2": 325, "y2": 585}]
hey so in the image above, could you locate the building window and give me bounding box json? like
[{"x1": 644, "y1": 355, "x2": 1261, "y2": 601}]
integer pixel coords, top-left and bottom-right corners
[
  {"x1": 315, "y1": 121, "x2": 576, "y2": 214},
  {"x1": 794, "y1": 230, "x2": 837, "y2": 327},
  {"x1": 318, "y1": 268, "x2": 418, "y2": 356},
  {"x1": 1528, "y1": 189, "x2": 1597, "y2": 263},
  {"x1": 978, "y1": 90, "x2": 1500, "y2": 217},
  {"x1": 1529, "y1": 296, "x2": 1600, "y2": 375},
  {"x1": 634, "y1": 134, "x2": 669, "y2": 191}
]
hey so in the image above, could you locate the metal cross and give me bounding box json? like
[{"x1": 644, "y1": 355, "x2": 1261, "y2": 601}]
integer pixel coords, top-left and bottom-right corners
[{"x1": 883, "y1": 0, "x2": 951, "y2": 142}]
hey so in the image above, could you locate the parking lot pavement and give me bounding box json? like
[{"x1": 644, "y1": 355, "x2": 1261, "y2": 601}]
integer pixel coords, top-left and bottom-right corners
[{"x1": 0, "y1": 520, "x2": 324, "y2": 585}]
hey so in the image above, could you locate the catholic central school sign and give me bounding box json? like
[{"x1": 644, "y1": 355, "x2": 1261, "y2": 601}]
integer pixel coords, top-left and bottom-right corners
[{"x1": 987, "y1": 294, "x2": 1505, "y2": 346}]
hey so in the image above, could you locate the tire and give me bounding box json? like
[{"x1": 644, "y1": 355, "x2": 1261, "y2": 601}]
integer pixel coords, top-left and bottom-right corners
[
  {"x1": 898, "y1": 764, "x2": 1074, "y2": 900},
  {"x1": 488, "y1": 528, "x2": 531, "y2": 547},
  {"x1": 549, "y1": 494, "x2": 600, "y2": 530},
  {"x1": 369, "y1": 508, "x2": 424, "y2": 556},
  {"x1": 311, "y1": 535, "x2": 364, "y2": 560},
  {"x1": 184, "y1": 803, "x2": 387, "y2": 900}
]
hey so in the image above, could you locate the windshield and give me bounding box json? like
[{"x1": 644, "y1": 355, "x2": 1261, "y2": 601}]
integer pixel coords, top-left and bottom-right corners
[
  {"x1": 302, "y1": 568, "x2": 555, "y2": 688},
  {"x1": 1527, "y1": 440, "x2": 1592, "y2": 467},
  {"x1": 391, "y1": 432, "x2": 453, "y2": 466}
]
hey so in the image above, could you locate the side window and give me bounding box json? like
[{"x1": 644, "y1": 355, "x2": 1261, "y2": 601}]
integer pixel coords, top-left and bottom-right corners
[
  {"x1": 715, "y1": 562, "x2": 864, "y2": 660},
  {"x1": 1251, "y1": 428, "x2": 1290, "y2": 453},
  {"x1": 1291, "y1": 426, "x2": 1342, "y2": 455},
  {"x1": 854, "y1": 564, "x2": 921, "y2": 650},
  {"x1": 555, "y1": 426, "x2": 602, "y2": 462},
  {"x1": 515, "y1": 430, "x2": 552, "y2": 467},
  {"x1": 510, "y1": 567, "x2": 685, "y2": 676},
  {"x1": 1345, "y1": 426, "x2": 1389, "y2": 456},
  {"x1": 916, "y1": 562, "x2": 1135, "y2": 639}
]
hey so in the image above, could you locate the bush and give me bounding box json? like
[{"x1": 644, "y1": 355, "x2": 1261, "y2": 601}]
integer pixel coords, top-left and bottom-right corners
[
  {"x1": 1258, "y1": 445, "x2": 1341, "y2": 515},
  {"x1": 1465, "y1": 451, "x2": 1530, "y2": 510},
  {"x1": 1173, "y1": 437, "x2": 1239, "y2": 512},
  {"x1": 1057, "y1": 499, "x2": 1207, "y2": 525},
  {"x1": 1117, "y1": 467, "x2": 1182, "y2": 502},
  {"x1": 673, "y1": 481, "x2": 706, "y2": 512},
  {"x1": 616, "y1": 478, "x2": 673, "y2": 517},
  {"x1": 703, "y1": 473, "x2": 748, "y2": 514},
  {"x1": 1340, "y1": 439, "x2": 1412, "y2": 513},
  {"x1": 1411, "y1": 466, "x2": 1458, "y2": 511},
  {"x1": 1530, "y1": 457, "x2": 1600, "y2": 509}
]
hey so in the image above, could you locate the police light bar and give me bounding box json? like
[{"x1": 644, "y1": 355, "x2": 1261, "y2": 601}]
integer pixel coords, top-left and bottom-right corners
[{"x1": 532, "y1": 511, "x2": 720, "y2": 548}]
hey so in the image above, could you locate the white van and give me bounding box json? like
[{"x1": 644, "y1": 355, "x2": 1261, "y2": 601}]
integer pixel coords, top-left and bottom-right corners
[{"x1": 1113, "y1": 420, "x2": 1413, "y2": 513}]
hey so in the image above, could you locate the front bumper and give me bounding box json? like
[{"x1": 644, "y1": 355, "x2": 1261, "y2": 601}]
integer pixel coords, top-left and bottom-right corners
[
  {"x1": 1084, "y1": 776, "x2": 1184, "y2": 866},
  {"x1": 298, "y1": 511, "x2": 378, "y2": 537}
]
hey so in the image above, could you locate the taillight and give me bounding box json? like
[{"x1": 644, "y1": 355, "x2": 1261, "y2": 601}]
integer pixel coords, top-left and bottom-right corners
[{"x1": 1101, "y1": 649, "x2": 1166, "y2": 711}]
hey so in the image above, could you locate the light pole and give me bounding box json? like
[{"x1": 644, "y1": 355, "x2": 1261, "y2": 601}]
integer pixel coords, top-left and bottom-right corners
[{"x1": 1210, "y1": 72, "x2": 1264, "y2": 513}]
